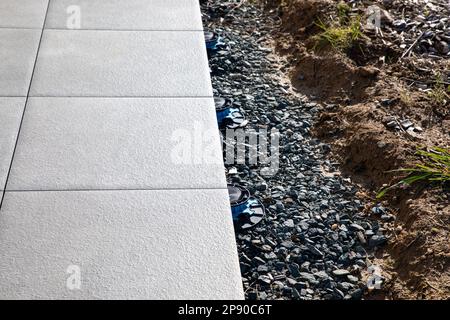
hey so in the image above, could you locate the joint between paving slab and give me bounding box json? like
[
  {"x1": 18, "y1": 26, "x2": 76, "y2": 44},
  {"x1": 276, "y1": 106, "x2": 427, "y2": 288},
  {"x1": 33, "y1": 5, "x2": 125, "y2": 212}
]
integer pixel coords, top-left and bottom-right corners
[
  {"x1": 43, "y1": 28, "x2": 205, "y2": 32},
  {"x1": 0, "y1": 0, "x2": 51, "y2": 211},
  {"x1": 5, "y1": 187, "x2": 229, "y2": 193},
  {"x1": 0, "y1": 28, "x2": 205, "y2": 32},
  {"x1": 0, "y1": 27, "x2": 42, "y2": 30},
  {"x1": 27, "y1": 95, "x2": 214, "y2": 98}
]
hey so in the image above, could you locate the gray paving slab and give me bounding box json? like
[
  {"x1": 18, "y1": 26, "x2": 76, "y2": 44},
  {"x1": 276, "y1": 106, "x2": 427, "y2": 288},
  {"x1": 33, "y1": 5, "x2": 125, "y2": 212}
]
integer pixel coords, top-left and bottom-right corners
[
  {"x1": 0, "y1": 98, "x2": 26, "y2": 190},
  {"x1": 0, "y1": 189, "x2": 243, "y2": 299},
  {"x1": 46, "y1": 0, "x2": 203, "y2": 31},
  {"x1": 0, "y1": 29, "x2": 41, "y2": 96},
  {"x1": 7, "y1": 97, "x2": 225, "y2": 191},
  {"x1": 30, "y1": 30, "x2": 212, "y2": 97},
  {"x1": 0, "y1": 0, "x2": 243, "y2": 301},
  {"x1": 0, "y1": 0, "x2": 48, "y2": 29}
]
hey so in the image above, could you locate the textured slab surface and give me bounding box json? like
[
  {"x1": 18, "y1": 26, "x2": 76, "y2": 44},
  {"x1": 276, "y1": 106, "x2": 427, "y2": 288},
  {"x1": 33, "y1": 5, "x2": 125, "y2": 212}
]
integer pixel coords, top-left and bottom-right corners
[
  {"x1": 0, "y1": 189, "x2": 243, "y2": 299},
  {"x1": 0, "y1": 29, "x2": 41, "y2": 96},
  {"x1": 30, "y1": 30, "x2": 212, "y2": 97},
  {"x1": 0, "y1": 0, "x2": 242, "y2": 300},
  {"x1": 0, "y1": 0, "x2": 48, "y2": 28},
  {"x1": 7, "y1": 97, "x2": 225, "y2": 190},
  {"x1": 46, "y1": 0, "x2": 203, "y2": 31},
  {"x1": 0, "y1": 98, "x2": 26, "y2": 190}
]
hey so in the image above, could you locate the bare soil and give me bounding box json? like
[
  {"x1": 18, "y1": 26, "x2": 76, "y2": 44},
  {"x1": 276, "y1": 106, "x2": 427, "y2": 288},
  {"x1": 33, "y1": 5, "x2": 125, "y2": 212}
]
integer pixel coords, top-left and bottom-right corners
[{"x1": 261, "y1": 0, "x2": 450, "y2": 299}]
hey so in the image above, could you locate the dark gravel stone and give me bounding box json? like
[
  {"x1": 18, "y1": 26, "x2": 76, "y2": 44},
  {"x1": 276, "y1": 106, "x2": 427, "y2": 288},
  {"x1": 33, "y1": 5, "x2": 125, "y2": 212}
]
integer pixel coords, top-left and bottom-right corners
[
  {"x1": 332, "y1": 269, "x2": 350, "y2": 277},
  {"x1": 288, "y1": 263, "x2": 301, "y2": 278},
  {"x1": 298, "y1": 272, "x2": 316, "y2": 283},
  {"x1": 369, "y1": 235, "x2": 388, "y2": 248},
  {"x1": 202, "y1": 0, "x2": 387, "y2": 300}
]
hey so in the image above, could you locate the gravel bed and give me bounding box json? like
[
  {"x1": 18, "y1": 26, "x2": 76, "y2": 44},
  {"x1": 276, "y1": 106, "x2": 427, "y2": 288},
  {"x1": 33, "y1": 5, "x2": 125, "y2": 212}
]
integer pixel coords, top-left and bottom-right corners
[
  {"x1": 201, "y1": 1, "x2": 387, "y2": 300},
  {"x1": 382, "y1": 0, "x2": 450, "y2": 58}
]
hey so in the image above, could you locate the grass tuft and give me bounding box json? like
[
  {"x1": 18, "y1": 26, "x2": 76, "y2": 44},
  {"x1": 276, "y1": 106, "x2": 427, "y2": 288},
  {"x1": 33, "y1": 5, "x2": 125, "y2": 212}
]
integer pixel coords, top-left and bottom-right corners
[
  {"x1": 337, "y1": 1, "x2": 351, "y2": 24},
  {"x1": 428, "y1": 74, "x2": 450, "y2": 107},
  {"x1": 377, "y1": 147, "x2": 450, "y2": 198},
  {"x1": 313, "y1": 16, "x2": 362, "y2": 51}
]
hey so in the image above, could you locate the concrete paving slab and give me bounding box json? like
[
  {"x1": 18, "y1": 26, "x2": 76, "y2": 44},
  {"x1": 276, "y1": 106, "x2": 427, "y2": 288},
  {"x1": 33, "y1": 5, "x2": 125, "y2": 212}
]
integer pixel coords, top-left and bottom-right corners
[
  {"x1": 7, "y1": 97, "x2": 225, "y2": 191},
  {"x1": 0, "y1": 0, "x2": 48, "y2": 29},
  {"x1": 0, "y1": 29, "x2": 41, "y2": 96},
  {"x1": 30, "y1": 30, "x2": 212, "y2": 97},
  {"x1": 46, "y1": 0, "x2": 203, "y2": 31},
  {"x1": 0, "y1": 0, "x2": 243, "y2": 300},
  {"x1": 0, "y1": 98, "x2": 26, "y2": 190},
  {"x1": 0, "y1": 189, "x2": 243, "y2": 299}
]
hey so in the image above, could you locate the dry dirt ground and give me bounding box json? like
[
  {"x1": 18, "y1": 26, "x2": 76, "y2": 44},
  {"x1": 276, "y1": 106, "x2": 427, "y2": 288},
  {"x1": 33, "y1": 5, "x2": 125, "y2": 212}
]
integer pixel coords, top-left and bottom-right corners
[{"x1": 259, "y1": 0, "x2": 450, "y2": 299}]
